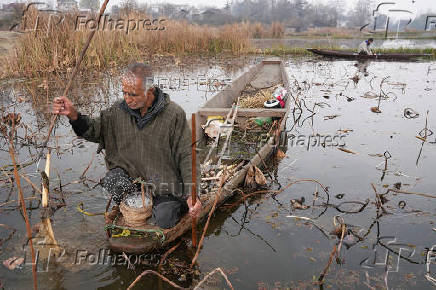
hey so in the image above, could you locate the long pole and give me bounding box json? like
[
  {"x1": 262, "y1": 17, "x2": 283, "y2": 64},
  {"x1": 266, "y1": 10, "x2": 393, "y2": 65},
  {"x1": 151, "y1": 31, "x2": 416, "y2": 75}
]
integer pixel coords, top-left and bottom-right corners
[
  {"x1": 191, "y1": 113, "x2": 197, "y2": 248},
  {"x1": 36, "y1": 0, "x2": 111, "y2": 163}
]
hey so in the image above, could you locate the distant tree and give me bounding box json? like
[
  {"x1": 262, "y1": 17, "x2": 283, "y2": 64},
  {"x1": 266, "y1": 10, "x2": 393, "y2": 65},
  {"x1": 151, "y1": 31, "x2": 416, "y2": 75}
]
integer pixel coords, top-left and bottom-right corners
[
  {"x1": 120, "y1": 0, "x2": 137, "y2": 15},
  {"x1": 295, "y1": 0, "x2": 307, "y2": 18},
  {"x1": 232, "y1": 0, "x2": 269, "y2": 23},
  {"x1": 79, "y1": 0, "x2": 99, "y2": 11},
  {"x1": 331, "y1": 0, "x2": 346, "y2": 26},
  {"x1": 349, "y1": 0, "x2": 371, "y2": 27},
  {"x1": 111, "y1": 4, "x2": 119, "y2": 15}
]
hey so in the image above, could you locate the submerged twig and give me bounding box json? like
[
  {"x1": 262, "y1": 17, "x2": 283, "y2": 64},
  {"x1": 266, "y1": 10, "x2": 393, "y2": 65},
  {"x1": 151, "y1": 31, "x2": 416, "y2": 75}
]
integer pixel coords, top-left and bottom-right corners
[
  {"x1": 127, "y1": 270, "x2": 184, "y2": 290},
  {"x1": 80, "y1": 152, "x2": 95, "y2": 179},
  {"x1": 416, "y1": 110, "x2": 430, "y2": 166},
  {"x1": 317, "y1": 244, "x2": 337, "y2": 285},
  {"x1": 194, "y1": 267, "x2": 234, "y2": 290},
  {"x1": 387, "y1": 189, "x2": 436, "y2": 199},
  {"x1": 158, "y1": 241, "x2": 182, "y2": 271},
  {"x1": 191, "y1": 169, "x2": 228, "y2": 266}
]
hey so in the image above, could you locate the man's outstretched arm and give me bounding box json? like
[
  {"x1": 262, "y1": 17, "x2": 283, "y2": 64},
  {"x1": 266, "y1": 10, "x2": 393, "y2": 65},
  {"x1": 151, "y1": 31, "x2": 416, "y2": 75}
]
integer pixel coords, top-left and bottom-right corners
[{"x1": 53, "y1": 96, "x2": 102, "y2": 143}]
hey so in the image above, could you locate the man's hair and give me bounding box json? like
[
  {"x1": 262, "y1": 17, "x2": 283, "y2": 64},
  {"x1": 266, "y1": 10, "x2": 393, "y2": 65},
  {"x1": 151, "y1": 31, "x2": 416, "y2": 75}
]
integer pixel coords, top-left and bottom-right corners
[
  {"x1": 368, "y1": 38, "x2": 374, "y2": 42},
  {"x1": 124, "y1": 62, "x2": 154, "y2": 89}
]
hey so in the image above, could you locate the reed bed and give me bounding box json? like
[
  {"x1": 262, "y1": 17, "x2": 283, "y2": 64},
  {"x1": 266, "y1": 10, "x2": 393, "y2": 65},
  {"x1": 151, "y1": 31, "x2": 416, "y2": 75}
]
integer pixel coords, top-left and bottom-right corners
[
  {"x1": 245, "y1": 21, "x2": 285, "y2": 39},
  {"x1": 1, "y1": 7, "x2": 435, "y2": 80},
  {"x1": 0, "y1": 9, "x2": 252, "y2": 79}
]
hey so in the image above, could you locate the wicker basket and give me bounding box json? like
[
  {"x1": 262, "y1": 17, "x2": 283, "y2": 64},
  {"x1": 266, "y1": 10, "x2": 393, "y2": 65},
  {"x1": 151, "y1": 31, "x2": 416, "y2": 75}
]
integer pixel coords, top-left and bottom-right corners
[{"x1": 119, "y1": 186, "x2": 152, "y2": 228}]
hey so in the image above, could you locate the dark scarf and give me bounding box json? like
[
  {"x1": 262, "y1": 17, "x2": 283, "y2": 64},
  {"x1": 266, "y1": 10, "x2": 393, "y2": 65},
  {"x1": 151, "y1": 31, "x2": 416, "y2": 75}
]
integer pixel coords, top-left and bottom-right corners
[{"x1": 119, "y1": 87, "x2": 168, "y2": 129}]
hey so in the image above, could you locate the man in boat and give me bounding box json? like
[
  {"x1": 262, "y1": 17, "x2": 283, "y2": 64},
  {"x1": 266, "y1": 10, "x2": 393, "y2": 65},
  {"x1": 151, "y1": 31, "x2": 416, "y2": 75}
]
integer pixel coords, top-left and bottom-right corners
[
  {"x1": 358, "y1": 38, "x2": 375, "y2": 55},
  {"x1": 52, "y1": 62, "x2": 201, "y2": 229}
]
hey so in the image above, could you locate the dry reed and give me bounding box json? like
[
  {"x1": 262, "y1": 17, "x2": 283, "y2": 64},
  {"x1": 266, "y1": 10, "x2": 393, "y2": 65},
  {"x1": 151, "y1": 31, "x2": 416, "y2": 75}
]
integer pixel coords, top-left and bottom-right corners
[
  {"x1": 1, "y1": 9, "x2": 252, "y2": 79},
  {"x1": 239, "y1": 84, "x2": 282, "y2": 108}
]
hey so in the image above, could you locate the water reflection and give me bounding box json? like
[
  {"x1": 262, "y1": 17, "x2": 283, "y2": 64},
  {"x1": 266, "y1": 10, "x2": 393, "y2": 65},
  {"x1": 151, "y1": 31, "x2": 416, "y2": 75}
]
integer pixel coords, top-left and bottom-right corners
[{"x1": 0, "y1": 56, "x2": 435, "y2": 289}]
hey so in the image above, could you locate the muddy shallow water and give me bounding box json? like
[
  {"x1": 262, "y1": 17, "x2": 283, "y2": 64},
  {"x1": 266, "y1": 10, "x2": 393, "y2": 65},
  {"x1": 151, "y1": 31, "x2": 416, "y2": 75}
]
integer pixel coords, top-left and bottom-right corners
[{"x1": 0, "y1": 56, "x2": 435, "y2": 289}]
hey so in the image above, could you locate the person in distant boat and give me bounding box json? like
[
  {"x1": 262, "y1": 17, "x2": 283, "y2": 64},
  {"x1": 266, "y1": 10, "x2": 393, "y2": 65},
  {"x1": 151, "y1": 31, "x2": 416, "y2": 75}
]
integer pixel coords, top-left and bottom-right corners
[
  {"x1": 358, "y1": 38, "x2": 375, "y2": 55},
  {"x1": 52, "y1": 62, "x2": 201, "y2": 229}
]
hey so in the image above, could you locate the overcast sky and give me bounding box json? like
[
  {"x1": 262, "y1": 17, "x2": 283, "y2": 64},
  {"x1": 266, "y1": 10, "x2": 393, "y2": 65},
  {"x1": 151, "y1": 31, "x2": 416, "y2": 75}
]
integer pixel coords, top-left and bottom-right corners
[{"x1": 2, "y1": 0, "x2": 435, "y2": 15}]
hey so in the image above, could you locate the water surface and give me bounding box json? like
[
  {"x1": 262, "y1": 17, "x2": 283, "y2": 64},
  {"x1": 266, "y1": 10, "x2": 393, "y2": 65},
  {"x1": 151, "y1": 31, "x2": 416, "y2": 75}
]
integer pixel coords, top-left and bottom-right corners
[{"x1": 0, "y1": 55, "x2": 435, "y2": 289}]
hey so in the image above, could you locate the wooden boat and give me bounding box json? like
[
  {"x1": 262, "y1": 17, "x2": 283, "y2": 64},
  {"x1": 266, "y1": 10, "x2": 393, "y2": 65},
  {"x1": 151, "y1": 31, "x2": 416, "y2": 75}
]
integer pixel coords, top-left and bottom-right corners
[
  {"x1": 105, "y1": 58, "x2": 291, "y2": 254},
  {"x1": 307, "y1": 48, "x2": 432, "y2": 60}
]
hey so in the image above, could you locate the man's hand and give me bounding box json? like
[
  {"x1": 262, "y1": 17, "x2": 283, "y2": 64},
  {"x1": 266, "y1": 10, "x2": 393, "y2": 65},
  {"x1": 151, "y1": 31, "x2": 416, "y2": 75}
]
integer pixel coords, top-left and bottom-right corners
[
  {"x1": 53, "y1": 96, "x2": 78, "y2": 121},
  {"x1": 187, "y1": 196, "x2": 202, "y2": 218}
]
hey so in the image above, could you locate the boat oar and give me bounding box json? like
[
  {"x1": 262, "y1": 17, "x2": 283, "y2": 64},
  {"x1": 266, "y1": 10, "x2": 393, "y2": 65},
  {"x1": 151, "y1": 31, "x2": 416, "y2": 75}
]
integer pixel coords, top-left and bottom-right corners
[
  {"x1": 191, "y1": 113, "x2": 197, "y2": 248},
  {"x1": 36, "y1": 0, "x2": 110, "y2": 167}
]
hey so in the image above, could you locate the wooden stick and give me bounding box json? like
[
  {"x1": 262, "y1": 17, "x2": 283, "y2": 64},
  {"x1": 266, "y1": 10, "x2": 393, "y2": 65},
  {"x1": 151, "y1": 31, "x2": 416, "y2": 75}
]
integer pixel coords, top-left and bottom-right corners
[
  {"x1": 191, "y1": 169, "x2": 227, "y2": 266},
  {"x1": 8, "y1": 121, "x2": 38, "y2": 290},
  {"x1": 42, "y1": 149, "x2": 51, "y2": 207},
  {"x1": 191, "y1": 113, "x2": 197, "y2": 248},
  {"x1": 0, "y1": 196, "x2": 37, "y2": 208},
  {"x1": 387, "y1": 188, "x2": 436, "y2": 199},
  {"x1": 19, "y1": 172, "x2": 42, "y2": 195},
  {"x1": 203, "y1": 106, "x2": 234, "y2": 166},
  {"x1": 336, "y1": 223, "x2": 346, "y2": 263},
  {"x1": 318, "y1": 244, "x2": 338, "y2": 285},
  {"x1": 36, "y1": 0, "x2": 111, "y2": 163},
  {"x1": 140, "y1": 183, "x2": 146, "y2": 208},
  {"x1": 80, "y1": 152, "x2": 95, "y2": 179},
  {"x1": 41, "y1": 149, "x2": 59, "y2": 251},
  {"x1": 127, "y1": 270, "x2": 184, "y2": 290},
  {"x1": 194, "y1": 267, "x2": 234, "y2": 290},
  {"x1": 158, "y1": 240, "x2": 182, "y2": 272},
  {"x1": 216, "y1": 100, "x2": 239, "y2": 169},
  {"x1": 219, "y1": 102, "x2": 239, "y2": 158}
]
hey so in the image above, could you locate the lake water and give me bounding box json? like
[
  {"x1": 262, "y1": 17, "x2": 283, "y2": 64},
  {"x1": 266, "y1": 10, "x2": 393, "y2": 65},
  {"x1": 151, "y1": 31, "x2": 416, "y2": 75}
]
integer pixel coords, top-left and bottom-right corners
[
  {"x1": 0, "y1": 55, "x2": 435, "y2": 289},
  {"x1": 252, "y1": 37, "x2": 436, "y2": 50}
]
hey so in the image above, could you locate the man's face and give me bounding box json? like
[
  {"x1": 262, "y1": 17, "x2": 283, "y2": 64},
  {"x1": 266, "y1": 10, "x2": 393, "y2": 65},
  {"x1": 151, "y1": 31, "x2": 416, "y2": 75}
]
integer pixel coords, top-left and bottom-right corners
[{"x1": 122, "y1": 75, "x2": 146, "y2": 109}]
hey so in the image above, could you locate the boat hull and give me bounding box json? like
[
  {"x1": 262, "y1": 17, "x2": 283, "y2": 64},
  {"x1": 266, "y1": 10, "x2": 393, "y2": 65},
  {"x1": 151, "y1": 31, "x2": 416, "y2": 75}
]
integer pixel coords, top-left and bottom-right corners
[
  {"x1": 105, "y1": 58, "x2": 291, "y2": 253},
  {"x1": 307, "y1": 48, "x2": 432, "y2": 60}
]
